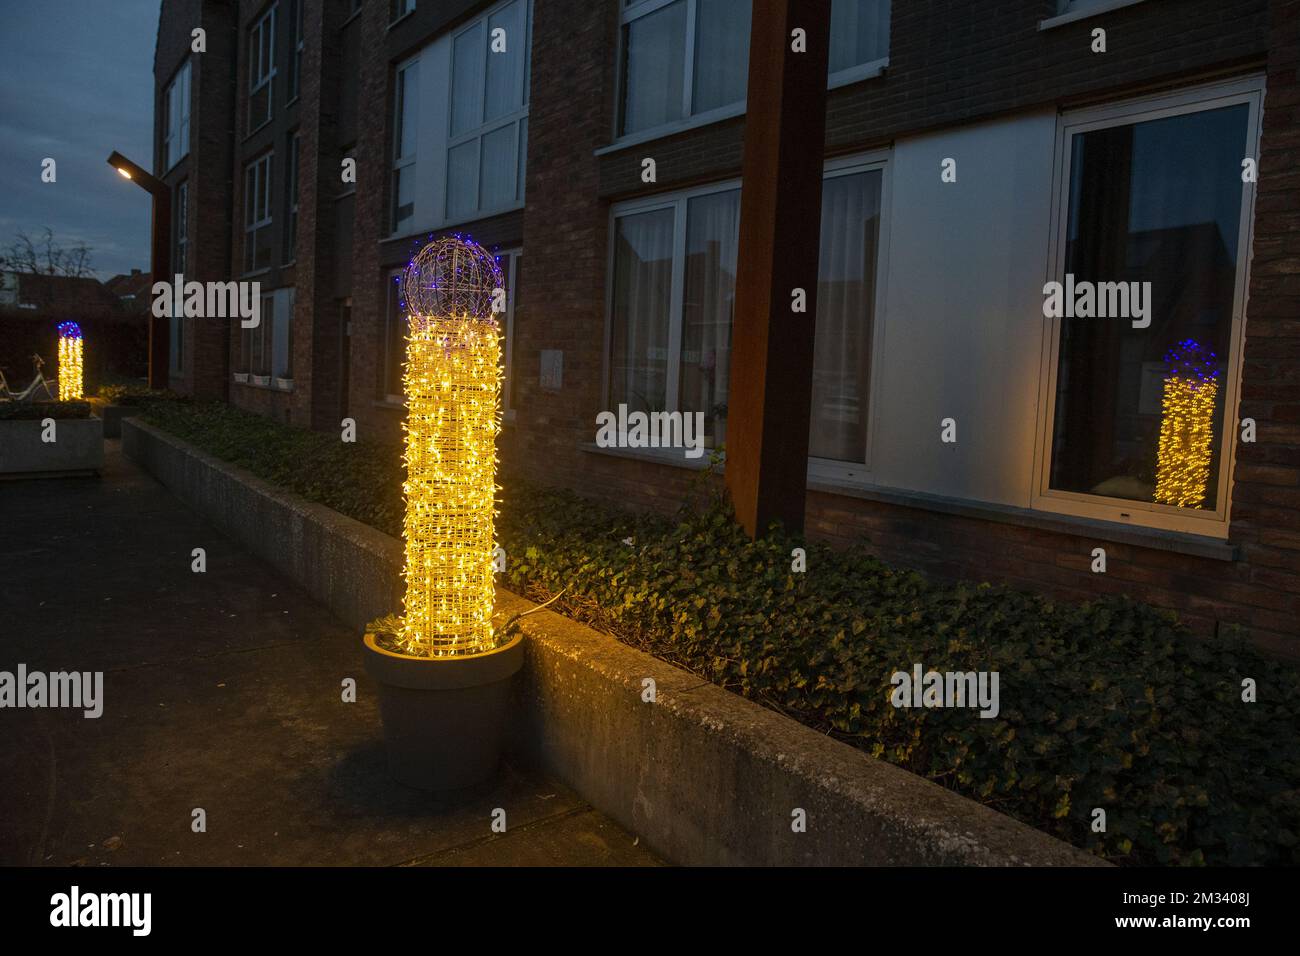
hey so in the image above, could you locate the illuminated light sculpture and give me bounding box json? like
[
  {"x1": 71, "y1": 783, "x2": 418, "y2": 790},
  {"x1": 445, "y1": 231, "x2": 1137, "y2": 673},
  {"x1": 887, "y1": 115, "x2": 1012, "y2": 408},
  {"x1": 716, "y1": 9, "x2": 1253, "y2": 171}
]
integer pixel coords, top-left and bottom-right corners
[
  {"x1": 398, "y1": 236, "x2": 505, "y2": 657},
  {"x1": 362, "y1": 234, "x2": 522, "y2": 791},
  {"x1": 57, "y1": 322, "x2": 84, "y2": 401},
  {"x1": 1155, "y1": 339, "x2": 1220, "y2": 509}
]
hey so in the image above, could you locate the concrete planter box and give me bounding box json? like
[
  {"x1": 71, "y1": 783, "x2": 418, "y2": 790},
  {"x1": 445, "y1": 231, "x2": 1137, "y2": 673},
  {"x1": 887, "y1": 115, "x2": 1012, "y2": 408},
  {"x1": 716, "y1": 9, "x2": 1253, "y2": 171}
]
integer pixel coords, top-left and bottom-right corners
[
  {"x1": 87, "y1": 398, "x2": 142, "y2": 439},
  {"x1": 0, "y1": 416, "x2": 103, "y2": 478},
  {"x1": 123, "y1": 418, "x2": 1105, "y2": 867}
]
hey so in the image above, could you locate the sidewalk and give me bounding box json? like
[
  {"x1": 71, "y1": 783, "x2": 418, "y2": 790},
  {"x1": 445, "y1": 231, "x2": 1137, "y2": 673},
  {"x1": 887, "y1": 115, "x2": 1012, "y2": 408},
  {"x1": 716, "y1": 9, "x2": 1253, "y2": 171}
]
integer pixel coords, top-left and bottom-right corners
[{"x1": 0, "y1": 443, "x2": 659, "y2": 867}]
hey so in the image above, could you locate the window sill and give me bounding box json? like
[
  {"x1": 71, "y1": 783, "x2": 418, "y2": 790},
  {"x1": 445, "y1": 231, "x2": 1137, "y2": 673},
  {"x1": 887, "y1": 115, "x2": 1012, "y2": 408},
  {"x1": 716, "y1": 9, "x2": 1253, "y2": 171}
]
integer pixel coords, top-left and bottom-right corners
[
  {"x1": 810, "y1": 476, "x2": 1238, "y2": 562},
  {"x1": 580, "y1": 442, "x2": 714, "y2": 471},
  {"x1": 245, "y1": 117, "x2": 273, "y2": 141},
  {"x1": 828, "y1": 57, "x2": 888, "y2": 91},
  {"x1": 374, "y1": 398, "x2": 404, "y2": 410},
  {"x1": 240, "y1": 267, "x2": 272, "y2": 279},
  {"x1": 1039, "y1": 0, "x2": 1146, "y2": 30},
  {"x1": 387, "y1": 10, "x2": 416, "y2": 30}
]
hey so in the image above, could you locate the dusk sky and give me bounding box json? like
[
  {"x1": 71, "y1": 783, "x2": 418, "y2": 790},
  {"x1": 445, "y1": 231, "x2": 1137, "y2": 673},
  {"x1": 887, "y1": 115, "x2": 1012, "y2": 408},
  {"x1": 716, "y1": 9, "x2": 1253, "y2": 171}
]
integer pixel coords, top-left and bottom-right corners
[{"x1": 0, "y1": 1, "x2": 159, "y2": 280}]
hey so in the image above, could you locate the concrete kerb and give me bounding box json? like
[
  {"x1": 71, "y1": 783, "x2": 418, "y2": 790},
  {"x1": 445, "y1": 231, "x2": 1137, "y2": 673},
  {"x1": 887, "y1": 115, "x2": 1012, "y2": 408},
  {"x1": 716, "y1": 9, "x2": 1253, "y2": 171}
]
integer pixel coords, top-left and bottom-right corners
[{"x1": 122, "y1": 417, "x2": 1107, "y2": 867}]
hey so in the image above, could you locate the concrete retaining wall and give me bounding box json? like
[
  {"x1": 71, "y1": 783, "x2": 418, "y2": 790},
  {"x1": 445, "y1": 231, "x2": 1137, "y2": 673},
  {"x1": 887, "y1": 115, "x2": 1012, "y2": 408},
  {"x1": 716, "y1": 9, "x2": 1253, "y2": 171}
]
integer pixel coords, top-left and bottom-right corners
[
  {"x1": 123, "y1": 417, "x2": 1105, "y2": 866},
  {"x1": 0, "y1": 416, "x2": 103, "y2": 477}
]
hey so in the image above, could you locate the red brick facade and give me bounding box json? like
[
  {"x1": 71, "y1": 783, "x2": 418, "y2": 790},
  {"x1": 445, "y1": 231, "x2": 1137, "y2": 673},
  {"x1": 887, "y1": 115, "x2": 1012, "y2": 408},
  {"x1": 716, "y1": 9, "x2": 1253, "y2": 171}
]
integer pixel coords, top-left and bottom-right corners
[{"x1": 158, "y1": 0, "x2": 1300, "y2": 655}]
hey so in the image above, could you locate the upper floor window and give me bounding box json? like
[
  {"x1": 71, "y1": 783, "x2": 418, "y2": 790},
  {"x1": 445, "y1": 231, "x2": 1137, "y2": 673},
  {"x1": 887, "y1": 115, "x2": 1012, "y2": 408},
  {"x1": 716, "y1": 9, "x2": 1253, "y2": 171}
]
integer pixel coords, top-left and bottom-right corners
[
  {"x1": 389, "y1": 0, "x2": 415, "y2": 23},
  {"x1": 617, "y1": 0, "x2": 889, "y2": 138},
  {"x1": 248, "y1": 4, "x2": 277, "y2": 133},
  {"x1": 163, "y1": 60, "x2": 191, "y2": 170},
  {"x1": 446, "y1": 0, "x2": 530, "y2": 222},
  {"x1": 287, "y1": 0, "x2": 304, "y2": 102},
  {"x1": 388, "y1": 0, "x2": 530, "y2": 235},
  {"x1": 244, "y1": 152, "x2": 274, "y2": 273},
  {"x1": 391, "y1": 60, "x2": 419, "y2": 233}
]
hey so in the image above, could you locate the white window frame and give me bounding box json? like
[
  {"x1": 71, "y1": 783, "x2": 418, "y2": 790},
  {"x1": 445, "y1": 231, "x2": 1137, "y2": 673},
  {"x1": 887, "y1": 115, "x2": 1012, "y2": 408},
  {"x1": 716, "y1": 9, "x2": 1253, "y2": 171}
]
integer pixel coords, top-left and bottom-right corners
[
  {"x1": 390, "y1": 58, "x2": 419, "y2": 233},
  {"x1": 248, "y1": 4, "x2": 278, "y2": 134},
  {"x1": 602, "y1": 149, "x2": 891, "y2": 465},
  {"x1": 244, "y1": 151, "x2": 274, "y2": 275},
  {"x1": 163, "y1": 59, "x2": 191, "y2": 172},
  {"x1": 808, "y1": 152, "x2": 892, "y2": 484},
  {"x1": 287, "y1": 0, "x2": 304, "y2": 104},
  {"x1": 1031, "y1": 75, "x2": 1263, "y2": 538},
  {"x1": 1040, "y1": 0, "x2": 1147, "y2": 30},
  {"x1": 389, "y1": 0, "x2": 416, "y2": 25},
  {"x1": 611, "y1": 0, "x2": 890, "y2": 148},
  {"x1": 443, "y1": 0, "x2": 531, "y2": 225}
]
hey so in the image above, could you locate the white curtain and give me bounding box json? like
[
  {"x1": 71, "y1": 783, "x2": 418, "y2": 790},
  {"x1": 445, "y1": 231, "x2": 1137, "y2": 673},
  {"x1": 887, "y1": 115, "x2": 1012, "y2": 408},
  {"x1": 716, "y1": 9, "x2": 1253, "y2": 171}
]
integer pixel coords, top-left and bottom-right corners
[
  {"x1": 829, "y1": 0, "x2": 891, "y2": 74},
  {"x1": 693, "y1": 0, "x2": 751, "y2": 114},
  {"x1": 611, "y1": 208, "x2": 676, "y2": 414},
  {"x1": 811, "y1": 170, "x2": 881, "y2": 462},
  {"x1": 681, "y1": 189, "x2": 741, "y2": 445}
]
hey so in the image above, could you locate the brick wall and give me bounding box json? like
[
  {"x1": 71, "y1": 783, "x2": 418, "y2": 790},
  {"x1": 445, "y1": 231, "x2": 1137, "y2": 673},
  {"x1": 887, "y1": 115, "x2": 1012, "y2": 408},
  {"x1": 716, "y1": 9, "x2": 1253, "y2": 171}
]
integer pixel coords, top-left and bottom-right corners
[
  {"x1": 598, "y1": 0, "x2": 1269, "y2": 198},
  {"x1": 342, "y1": 0, "x2": 391, "y2": 446},
  {"x1": 510, "y1": 0, "x2": 619, "y2": 486},
  {"x1": 156, "y1": 0, "x2": 236, "y2": 400},
  {"x1": 501, "y1": 0, "x2": 1300, "y2": 656}
]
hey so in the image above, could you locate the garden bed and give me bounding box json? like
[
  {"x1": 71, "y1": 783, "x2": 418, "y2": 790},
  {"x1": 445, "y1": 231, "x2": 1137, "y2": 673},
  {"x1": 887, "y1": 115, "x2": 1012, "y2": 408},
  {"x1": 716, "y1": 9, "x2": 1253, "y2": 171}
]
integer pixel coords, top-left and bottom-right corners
[{"x1": 138, "y1": 401, "x2": 1300, "y2": 866}]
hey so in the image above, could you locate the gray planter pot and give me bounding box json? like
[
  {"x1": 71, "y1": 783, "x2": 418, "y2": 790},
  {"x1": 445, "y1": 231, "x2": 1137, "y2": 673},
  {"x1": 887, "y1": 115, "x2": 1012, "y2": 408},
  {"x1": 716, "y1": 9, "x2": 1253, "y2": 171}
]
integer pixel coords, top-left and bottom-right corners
[
  {"x1": 0, "y1": 416, "x2": 103, "y2": 477},
  {"x1": 362, "y1": 631, "x2": 524, "y2": 791}
]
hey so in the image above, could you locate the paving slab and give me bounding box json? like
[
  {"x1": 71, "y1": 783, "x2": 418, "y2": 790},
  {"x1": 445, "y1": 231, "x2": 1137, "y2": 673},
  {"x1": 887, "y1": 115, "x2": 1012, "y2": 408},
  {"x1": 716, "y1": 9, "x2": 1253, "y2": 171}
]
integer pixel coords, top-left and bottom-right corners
[{"x1": 0, "y1": 443, "x2": 661, "y2": 867}]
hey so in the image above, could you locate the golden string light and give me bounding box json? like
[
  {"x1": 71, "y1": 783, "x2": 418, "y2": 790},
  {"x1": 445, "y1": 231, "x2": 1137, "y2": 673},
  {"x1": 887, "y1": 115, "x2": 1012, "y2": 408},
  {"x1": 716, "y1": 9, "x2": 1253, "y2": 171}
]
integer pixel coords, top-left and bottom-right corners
[
  {"x1": 57, "y1": 322, "x2": 83, "y2": 401},
  {"x1": 397, "y1": 236, "x2": 505, "y2": 657},
  {"x1": 1155, "y1": 340, "x2": 1219, "y2": 510}
]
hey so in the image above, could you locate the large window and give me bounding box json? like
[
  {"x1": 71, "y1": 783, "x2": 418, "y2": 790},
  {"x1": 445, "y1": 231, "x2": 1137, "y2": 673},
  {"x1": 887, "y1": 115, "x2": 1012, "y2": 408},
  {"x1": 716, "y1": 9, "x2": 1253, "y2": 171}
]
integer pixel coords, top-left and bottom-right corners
[
  {"x1": 607, "y1": 160, "x2": 885, "y2": 456},
  {"x1": 248, "y1": 4, "x2": 277, "y2": 133},
  {"x1": 446, "y1": 0, "x2": 530, "y2": 222},
  {"x1": 391, "y1": 60, "x2": 418, "y2": 233},
  {"x1": 387, "y1": 0, "x2": 530, "y2": 235},
  {"x1": 617, "y1": 0, "x2": 890, "y2": 138},
  {"x1": 1042, "y1": 82, "x2": 1259, "y2": 529},
  {"x1": 163, "y1": 60, "x2": 191, "y2": 171},
  {"x1": 239, "y1": 289, "x2": 293, "y2": 384},
  {"x1": 244, "y1": 152, "x2": 274, "y2": 274}
]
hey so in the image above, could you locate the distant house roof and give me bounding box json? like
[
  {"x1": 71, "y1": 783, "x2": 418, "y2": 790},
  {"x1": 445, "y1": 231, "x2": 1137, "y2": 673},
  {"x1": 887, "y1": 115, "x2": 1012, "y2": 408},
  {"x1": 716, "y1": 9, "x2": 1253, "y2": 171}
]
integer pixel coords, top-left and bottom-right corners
[
  {"x1": 104, "y1": 269, "x2": 153, "y2": 313},
  {"x1": 0, "y1": 271, "x2": 131, "y2": 321}
]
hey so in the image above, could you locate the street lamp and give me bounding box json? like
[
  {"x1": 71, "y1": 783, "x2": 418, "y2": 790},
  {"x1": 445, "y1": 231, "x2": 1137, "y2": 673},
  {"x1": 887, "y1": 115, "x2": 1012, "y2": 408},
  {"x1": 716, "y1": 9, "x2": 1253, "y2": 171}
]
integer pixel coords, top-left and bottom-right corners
[{"x1": 107, "y1": 150, "x2": 171, "y2": 389}]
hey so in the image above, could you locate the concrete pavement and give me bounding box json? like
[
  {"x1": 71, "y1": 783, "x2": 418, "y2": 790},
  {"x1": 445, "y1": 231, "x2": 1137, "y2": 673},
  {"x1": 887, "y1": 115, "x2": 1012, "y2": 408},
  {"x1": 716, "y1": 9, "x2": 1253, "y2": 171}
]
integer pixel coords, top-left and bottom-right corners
[{"x1": 0, "y1": 442, "x2": 659, "y2": 867}]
